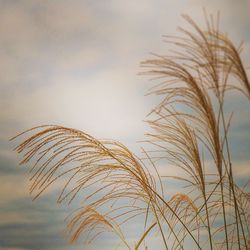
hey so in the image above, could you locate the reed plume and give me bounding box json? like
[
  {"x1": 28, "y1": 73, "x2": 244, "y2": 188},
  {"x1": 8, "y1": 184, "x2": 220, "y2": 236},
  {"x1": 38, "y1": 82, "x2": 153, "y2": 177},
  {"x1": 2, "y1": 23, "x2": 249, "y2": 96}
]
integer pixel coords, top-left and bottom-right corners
[{"x1": 12, "y1": 12, "x2": 249, "y2": 249}]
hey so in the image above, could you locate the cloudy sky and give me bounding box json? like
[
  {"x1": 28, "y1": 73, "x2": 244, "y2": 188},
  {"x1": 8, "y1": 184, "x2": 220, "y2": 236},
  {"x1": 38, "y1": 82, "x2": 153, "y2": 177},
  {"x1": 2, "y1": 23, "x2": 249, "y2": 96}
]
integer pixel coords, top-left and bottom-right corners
[{"x1": 0, "y1": 0, "x2": 250, "y2": 250}]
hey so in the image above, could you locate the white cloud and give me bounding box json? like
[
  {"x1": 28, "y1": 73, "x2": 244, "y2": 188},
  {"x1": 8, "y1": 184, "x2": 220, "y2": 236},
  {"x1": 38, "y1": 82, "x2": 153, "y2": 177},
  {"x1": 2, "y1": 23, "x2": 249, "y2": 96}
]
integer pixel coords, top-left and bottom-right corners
[
  {"x1": 0, "y1": 211, "x2": 34, "y2": 225},
  {"x1": 232, "y1": 161, "x2": 250, "y2": 177},
  {"x1": 0, "y1": 175, "x2": 29, "y2": 205}
]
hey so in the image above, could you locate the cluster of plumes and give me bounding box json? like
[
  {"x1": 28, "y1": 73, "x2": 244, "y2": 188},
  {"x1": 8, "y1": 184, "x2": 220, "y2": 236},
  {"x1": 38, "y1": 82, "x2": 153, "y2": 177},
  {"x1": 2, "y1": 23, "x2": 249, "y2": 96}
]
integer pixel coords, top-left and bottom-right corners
[
  {"x1": 142, "y1": 11, "x2": 250, "y2": 249},
  {"x1": 12, "y1": 125, "x2": 162, "y2": 248},
  {"x1": 12, "y1": 12, "x2": 250, "y2": 250}
]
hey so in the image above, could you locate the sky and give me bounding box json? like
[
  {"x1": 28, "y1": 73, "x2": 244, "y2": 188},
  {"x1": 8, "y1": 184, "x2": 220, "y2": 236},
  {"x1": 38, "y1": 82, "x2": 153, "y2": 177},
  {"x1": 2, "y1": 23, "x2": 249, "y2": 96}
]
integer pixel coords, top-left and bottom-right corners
[{"x1": 0, "y1": 0, "x2": 250, "y2": 250}]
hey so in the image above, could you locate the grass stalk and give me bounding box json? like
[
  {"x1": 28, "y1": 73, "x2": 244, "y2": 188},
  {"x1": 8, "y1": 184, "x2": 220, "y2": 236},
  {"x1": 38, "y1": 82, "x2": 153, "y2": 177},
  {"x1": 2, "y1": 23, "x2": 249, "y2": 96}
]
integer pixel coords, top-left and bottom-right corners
[
  {"x1": 220, "y1": 105, "x2": 247, "y2": 248},
  {"x1": 135, "y1": 222, "x2": 157, "y2": 250},
  {"x1": 203, "y1": 190, "x2": 214, "y2": 250}
]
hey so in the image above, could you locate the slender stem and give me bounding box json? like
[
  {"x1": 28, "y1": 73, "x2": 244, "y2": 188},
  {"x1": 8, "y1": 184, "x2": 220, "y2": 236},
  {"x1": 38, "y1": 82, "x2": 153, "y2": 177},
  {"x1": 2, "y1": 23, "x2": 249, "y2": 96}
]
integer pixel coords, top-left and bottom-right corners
[
  {"x1": 220, "y1": 103, "x2": 247, "y2": 248},
  {"x1": 203, "y1": 190, "x2": 214, "y2": 250},
  {"x1": 147, "y1": 186, "x2": 202, "y2": 249},
  {"x1": 228, "y1": 165, "x2": 246, "y2": 248},
  {"x1": 177, "y1": 180, "x2": 222, "y2": 246},
  {"x1": 135, "y1": 222, "x2": 157, "y2": 250},
  {"x1": 219, "y1": 180, "x2": 229, "y2": 250},
  {"x1": 151, "y1": 203, "x2": 168, "y2": 250},
  {"x1": 215, "y1": 98, "x2": 229, "y2": 250},
  {"x1": 154, "y1": 199, "x2": 184, "y2": 249}
]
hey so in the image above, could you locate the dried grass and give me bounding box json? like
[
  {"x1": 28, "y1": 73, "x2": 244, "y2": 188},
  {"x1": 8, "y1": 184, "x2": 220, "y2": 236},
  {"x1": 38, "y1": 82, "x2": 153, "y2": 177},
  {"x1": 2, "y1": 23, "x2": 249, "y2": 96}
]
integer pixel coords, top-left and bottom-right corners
[{"x1": 11, "y1": 12, "x2": 249, "y2": 250}]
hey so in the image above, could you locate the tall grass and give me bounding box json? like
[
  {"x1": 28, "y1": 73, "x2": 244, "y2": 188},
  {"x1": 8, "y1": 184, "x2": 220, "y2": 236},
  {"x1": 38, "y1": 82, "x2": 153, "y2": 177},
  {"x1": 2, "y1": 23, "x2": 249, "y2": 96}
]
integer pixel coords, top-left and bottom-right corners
[{"x1": 11, "y1": 12, "x2": 249, "y2": 249}]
